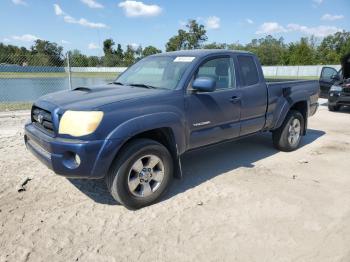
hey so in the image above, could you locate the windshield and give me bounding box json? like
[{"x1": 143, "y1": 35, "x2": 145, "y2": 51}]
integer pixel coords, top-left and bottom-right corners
[{"x1": 116, "y1": 56, "x2": 194, "y2": 90}]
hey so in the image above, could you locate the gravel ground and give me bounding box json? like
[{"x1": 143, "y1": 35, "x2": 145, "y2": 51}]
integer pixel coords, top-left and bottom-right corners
[{"x1": 0, "y1": 100, "x2": 349, "y2": 262}]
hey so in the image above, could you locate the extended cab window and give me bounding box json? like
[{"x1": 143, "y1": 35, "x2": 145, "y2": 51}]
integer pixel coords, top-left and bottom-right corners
[
  {"x1": 238, "y1": 55, "x2": 259, "y2": 86},
  {"x1": 195, "y1": 57, "x2": 235, "y2": 89}
]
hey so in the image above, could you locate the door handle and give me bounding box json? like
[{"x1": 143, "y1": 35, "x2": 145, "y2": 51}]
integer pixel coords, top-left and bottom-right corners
[{"x1": 229, "y1": 96, "x2": 241, "y2": 103}]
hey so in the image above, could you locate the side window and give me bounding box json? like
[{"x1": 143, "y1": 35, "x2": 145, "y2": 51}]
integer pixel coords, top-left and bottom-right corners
[
  {"x1": 195, "y1": 57, "x2": 235, "y2": 89},
  {"x1": 321, "y1": 67, "x2": 338, "y2": 81},
  {"x1": 238, "y1": 55, "x2": 259, "y2": 86}
]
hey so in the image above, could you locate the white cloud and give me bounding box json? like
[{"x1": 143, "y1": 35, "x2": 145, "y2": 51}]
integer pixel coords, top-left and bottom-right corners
[
  {"x1": 12, "y1": 34, "x2": 39, "y2": 42},
  {"x1": 12, "y1": 0, "x2": 27, "y2": 6},
  {"x1": 206, "y1": 16, "x2": 220, "y2": 30},
  {"x1": 129, "y1": 43, "x2": 140, "y2": 50},
  {"x1": 321, "y1": 14, "x2": 344, "y2": 21},
  {"x1": 256, "y1": 21, "x2": 342, "y2": 37},
  {"x1": 118, "y1": 1, "x2": 162, "y2": 17},
  {"x1": 61, "y1": 40, "x2": 70, "y2": 44},
  {"x1": 54, "y1": 4, "x2": 64, "y2": 16},
  {"x1": 53, "y1": 4, "x2": 107, "y2": 28},
  {"x1": 64, "y1": 16, "x2": 107, "y2": 28},
  {"x1": 313, "y1": 0, "x2": 323, "y2": 4},
  {"x1": 246, "y1": 18, "x2": 254, "y2": 24},
  {"x1": 80, "y1": 0, "x2": 104, "y2": 9},
  {"x1": 88, "y1": 43, "x2": 100, "y2": 49},
  {"x1": 3, "y1": 38, "x2": 11, "y2": 42},
  {"x1": 256, "y1": 22, "x2": 287, "y2": 34},
  {"x1": 287, "y1": 23, "x2": 342, "y2": 37}
]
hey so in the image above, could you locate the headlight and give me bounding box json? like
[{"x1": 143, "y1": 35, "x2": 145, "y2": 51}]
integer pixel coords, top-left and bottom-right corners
[
  {"x1": 330, "y1": 85, "x2": 343, "y2": 92},
  {"x1": 59, "y1": 111, "x2": 104, "y2": 137}
]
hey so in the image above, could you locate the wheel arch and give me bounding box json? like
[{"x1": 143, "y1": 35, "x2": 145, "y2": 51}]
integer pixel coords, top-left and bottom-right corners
[
  {"x1": 275, "y1": 100, "x2": 308, "y2": 135},
  {"x1": 110, "y1": 127, "x2": 183, "y2": 179}
]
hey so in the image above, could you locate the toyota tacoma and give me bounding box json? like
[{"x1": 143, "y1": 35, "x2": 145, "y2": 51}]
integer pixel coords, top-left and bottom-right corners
[{"x1": 24, "y1": 50, "x2": 319, "y2": 209}]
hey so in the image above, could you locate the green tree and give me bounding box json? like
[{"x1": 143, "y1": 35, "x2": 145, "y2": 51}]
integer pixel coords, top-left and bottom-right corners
[
  {"x1": 165, "y1": 20, "x2": 207, "y2": 51},
  {"x1": 69, "y1": 50, "x2": 88, "y2": 67},
  {"x1": 166, "y1": 29, "x2": 188, "y2": 51},
  {"x1": 103, "y1": 39, "x2": 115, "y2": 55},
  {"x1": 203, "y1": 42, "x2": 227, "y2": 49},
  {"x1": 288, "y1": 38, "x2": 315, "y2": 65},
  {"x1": 142, "y1": 46, "x2": 162, "y2": 57},
  {"x1": 255, "y1": 36, "x2": 287, "y2": 65},
  {"x1": 186, "y1": 19, "x2": 207, "y2": 49},
  {"x1": 317, "y1": 31, "x2": 350, "y2": 64},
  {"x1": 123, "y1": 45, "x2": 136, "y2": 66},
  {"x1": 30, "y1": 39, "x2": 64, "y2": 66},
  {"x1": 87, "y1": 56, "x2": 100, "y2": 67},
  {"x1": 115, "y1": 44, "x2": 124, "y2": 65}
]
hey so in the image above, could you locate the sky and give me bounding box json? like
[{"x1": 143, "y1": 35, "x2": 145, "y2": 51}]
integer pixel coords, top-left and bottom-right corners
[{"x1": 1, "y1": 0, "x2": 349, "y2": 56}]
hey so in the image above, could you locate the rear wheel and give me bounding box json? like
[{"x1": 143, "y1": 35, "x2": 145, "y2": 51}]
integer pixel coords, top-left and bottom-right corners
[
  {"x1": 106, "y1": 139, "x2": 173, "y2": 209},
  {"x1": 272, "y1": 110, "x2": 304, "y2": 152},
  {"x1": 328, "y1": 104, "x2": 341, "y2": 111}
]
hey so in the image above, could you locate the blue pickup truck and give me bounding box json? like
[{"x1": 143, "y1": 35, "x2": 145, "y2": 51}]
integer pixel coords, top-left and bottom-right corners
[{"x1": 24, "y1": 50, "x2": 319, "y2": 209}]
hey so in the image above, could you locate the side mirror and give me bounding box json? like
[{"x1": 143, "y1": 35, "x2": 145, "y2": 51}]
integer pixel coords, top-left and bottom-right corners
[
  {"x1": 192, "y1": 77, "x2": 216, "y2": 92},
  {"x1": 331, "y1": 74, "x2": 340, "y2": 81}
]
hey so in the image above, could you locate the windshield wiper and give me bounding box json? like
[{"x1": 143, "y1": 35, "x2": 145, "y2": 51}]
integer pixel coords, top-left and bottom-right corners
[
  {"x1": 128, "y1": 83, "x2": 158, "y2": 89},
  {"x1": 111, "y1": 81, "x2": 124, "y2": 85}
]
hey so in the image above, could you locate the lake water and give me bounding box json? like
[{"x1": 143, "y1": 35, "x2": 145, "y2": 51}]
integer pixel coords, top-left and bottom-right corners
[{"x1": 0, "y1": 77, "x2": 113, "y2": 102}]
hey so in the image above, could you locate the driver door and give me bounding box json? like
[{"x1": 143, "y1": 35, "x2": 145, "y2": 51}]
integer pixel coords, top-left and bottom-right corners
[
  {"x1": 186, "y1": 56, "x2": 241, "y2": 149},
  {"x1": 320, "y1": 67, "x2": 339, "y2": 98}
]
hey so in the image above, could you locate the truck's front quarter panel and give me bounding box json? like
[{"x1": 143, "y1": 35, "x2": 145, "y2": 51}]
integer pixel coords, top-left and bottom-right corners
[{"x1": 24, "y1": 89, "x2": 186, "y2": 179}]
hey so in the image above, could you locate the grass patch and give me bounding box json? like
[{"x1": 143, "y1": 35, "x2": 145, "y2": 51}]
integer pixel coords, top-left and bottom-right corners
[
  {"x1": 0, "y1": 102, "x2": 32, "y2": 111},
  {"x1": 0, "y1": 72, "x2": 119, "y2": 79}
]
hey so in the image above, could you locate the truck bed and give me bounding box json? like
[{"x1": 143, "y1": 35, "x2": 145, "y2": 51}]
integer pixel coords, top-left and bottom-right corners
[{"x1": 264, "y1": 79, "x2": 320, "y2": 130}]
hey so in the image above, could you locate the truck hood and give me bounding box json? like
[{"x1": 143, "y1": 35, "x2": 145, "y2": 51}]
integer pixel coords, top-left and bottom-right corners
[{"x1": 39, "y1": 84, "x2": 167, "y2": 110}]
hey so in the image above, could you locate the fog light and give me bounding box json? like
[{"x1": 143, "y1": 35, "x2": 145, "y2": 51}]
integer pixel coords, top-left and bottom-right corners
[
  {"x1": 75, "y1": 154, "x2": 81, "y2": 166},
  {"x1": 63, "y1": 152, "x2": 81, "y2": 169}
]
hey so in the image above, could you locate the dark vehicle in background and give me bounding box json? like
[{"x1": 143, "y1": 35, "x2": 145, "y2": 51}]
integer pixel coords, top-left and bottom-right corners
[
  {"x1": 319, "y1": 67, "x2": 343, "y2": 98},
  {"x1": 319, "y1": 53, "x2": 350, "y2": 111},
  {"x1": 24, "y1": 50, "x2": 319, "y2": 209}
]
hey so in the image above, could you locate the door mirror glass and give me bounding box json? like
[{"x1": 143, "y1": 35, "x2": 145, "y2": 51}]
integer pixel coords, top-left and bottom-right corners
[{"x1": 192, "y1": 77, "x2": 216, "y2": 92}]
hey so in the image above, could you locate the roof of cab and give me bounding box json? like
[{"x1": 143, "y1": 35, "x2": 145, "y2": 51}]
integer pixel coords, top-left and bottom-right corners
[{"x1": 154, "y1": 49, "x2": 253, "y2": 58}]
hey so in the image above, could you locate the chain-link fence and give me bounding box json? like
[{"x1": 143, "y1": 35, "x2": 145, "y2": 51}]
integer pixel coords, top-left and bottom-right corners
[
  {"x1": 0, "y1": 51, "x2": 341, "y2": 111},
  {"x1": 0, "y1": 52, "x2": 125, "y2": 110}
]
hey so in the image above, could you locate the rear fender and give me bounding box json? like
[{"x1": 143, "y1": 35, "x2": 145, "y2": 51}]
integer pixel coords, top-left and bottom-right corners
[{"x1": 273, "y1": 91, "x2": 309, "y2": 131}]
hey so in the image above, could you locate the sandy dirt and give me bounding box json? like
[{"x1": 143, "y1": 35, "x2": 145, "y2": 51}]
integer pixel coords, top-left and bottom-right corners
[{"x1": 0, "y1": 101, "x2": 350, "y2": 262}]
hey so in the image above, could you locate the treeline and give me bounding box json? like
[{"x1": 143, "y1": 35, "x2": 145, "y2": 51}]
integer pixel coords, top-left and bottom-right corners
[{"x1": 1, "y1": 19, "x2": 349, "y2": 67}]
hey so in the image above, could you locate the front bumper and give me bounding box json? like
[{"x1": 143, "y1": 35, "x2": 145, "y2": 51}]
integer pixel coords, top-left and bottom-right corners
[
  {"x1": 24, "y1": 123, "x2": 123, "y2": 179},
  {"x1": 328, "y1": 92, "x2": 350, "y2": 106}
]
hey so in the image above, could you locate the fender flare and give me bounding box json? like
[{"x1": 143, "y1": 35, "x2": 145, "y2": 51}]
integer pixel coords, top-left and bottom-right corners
[
  {"x1": 106, "y1": 112, "x2": 186, "y2": 178},
  {"x1": 107, "y1": 112, "x2": 186, "y2": 152},
  {"x1": 274, "y1": 93, "x2": 309, "y2": 130}
]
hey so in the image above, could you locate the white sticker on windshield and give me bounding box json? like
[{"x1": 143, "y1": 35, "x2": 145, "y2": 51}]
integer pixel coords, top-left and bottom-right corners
[{"x1": 174, "y1": 56, "x2": 195, "y2": 62}]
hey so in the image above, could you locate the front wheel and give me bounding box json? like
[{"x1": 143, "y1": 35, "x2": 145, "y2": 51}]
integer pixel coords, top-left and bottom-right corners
[
  {"x1": 328, "y1": 104, "x2": 340, "y2": 111},
  {"x1": 272, "y1": 110, "x2": 304, "y2": 152},
  {"x1": 106, "y1": 139, "x2": 173, "y2": 209}
]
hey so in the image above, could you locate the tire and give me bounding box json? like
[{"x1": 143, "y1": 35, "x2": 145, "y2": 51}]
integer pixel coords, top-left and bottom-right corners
[
  {"x1": 328, "y1": 104, "x2": 340, "y2": 111},
  {"x1": 105, "y1": 138, "x2": 173, "y2": 209},
  {"x1": 272, "y1": 110, "x2": 304, "y2": 152}
]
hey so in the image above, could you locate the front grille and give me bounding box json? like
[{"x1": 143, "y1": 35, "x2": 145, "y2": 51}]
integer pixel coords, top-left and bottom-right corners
[
  {"x1": 342, "y1": 87, "x2": 350, "y2": 94},
  {"x1": 32, "y1": 106, "x2": 54, "y2": 135}
]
